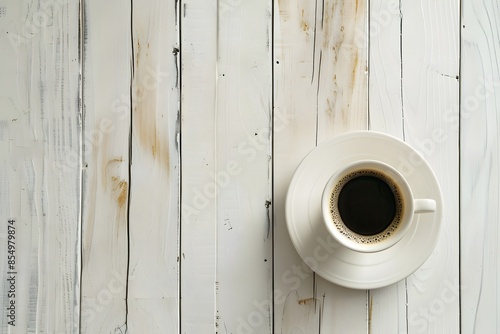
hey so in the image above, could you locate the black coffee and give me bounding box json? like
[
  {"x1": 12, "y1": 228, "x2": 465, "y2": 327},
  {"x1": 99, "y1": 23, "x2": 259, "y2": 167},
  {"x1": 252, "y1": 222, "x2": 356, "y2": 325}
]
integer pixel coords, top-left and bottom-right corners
[{"x1": 337, "y1": 175, "x2": 397, "y2": 236}]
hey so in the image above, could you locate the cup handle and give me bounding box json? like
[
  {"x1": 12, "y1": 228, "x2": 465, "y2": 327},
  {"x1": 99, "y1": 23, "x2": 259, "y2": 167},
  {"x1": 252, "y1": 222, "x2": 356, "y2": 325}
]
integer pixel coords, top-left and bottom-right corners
[{"x1": 414, "y1": 199, "x2": 436, "y2": 213}]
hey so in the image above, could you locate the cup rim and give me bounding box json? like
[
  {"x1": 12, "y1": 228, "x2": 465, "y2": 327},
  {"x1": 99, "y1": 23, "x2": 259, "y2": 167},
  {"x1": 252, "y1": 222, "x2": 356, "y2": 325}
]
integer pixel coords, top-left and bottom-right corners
[{"x1": 321, "y1": 159, "x2": 415, "y2": 253}]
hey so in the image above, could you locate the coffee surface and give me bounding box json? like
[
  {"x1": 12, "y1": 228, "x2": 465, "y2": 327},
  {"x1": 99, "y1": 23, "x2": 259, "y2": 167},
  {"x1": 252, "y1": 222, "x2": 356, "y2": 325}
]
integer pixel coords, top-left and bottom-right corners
[{"x1": 338, "y1": 175, "x2": 396, "y2": 236}]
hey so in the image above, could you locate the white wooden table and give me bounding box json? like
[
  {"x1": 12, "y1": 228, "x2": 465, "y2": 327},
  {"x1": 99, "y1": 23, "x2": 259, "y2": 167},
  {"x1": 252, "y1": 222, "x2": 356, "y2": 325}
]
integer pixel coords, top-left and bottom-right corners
[{"x1": 0, "y1": 0, "x2": 498, "y2": 333}]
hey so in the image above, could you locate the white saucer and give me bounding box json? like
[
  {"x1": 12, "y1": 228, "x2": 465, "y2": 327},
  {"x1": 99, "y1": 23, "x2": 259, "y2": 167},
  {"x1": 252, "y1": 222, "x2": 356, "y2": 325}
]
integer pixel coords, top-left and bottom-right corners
[{"x1": 286, "y1": 131, "x2": 443, "y2": 289}]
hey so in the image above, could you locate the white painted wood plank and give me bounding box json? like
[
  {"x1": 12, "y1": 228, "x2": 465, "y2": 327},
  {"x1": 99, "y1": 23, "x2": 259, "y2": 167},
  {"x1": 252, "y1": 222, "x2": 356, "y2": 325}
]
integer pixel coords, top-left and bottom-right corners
[
  {"x1": 461, "y1": 0, "x2": 500, "y2": 332},
  {"x1": 180, "y1": 1, "x2": 218, "y2": 332},
  {"x1": 127, "y1": 0, "x2": 180, "y2": 332},
  {"x1": 80, "y1": 1, "x2": 131, "y2": 332},
  {"x1": 399, "y1": 1, "x2": 460, "y2": 333},
  {"x1": 274, "y1": 0, "x2": 368, "y2": 332},
  {"x1": 368, "y1": 0, "x2": 408, "y2": 332},
  {"x1": 273, "y1": 0, "x2": 321, "y2": 330},
  {"x1": 315, "y1": 0, "x2": 369, "y2": 135},
  {"x1": 214, "y1": 0, "x2": 273, "y2": 333},
  {"x1": 369, "y1": 284, "x2": 408, "y2": 334},
  {"x1": 0, "y1": 0, "x2": 81, "y2": 332},
  {"x1": 369, "y1": 0, "x2": 405, "y2": 137},
  {"x1": 313, "y1": 1, "x2": 370, "y2": 331}
]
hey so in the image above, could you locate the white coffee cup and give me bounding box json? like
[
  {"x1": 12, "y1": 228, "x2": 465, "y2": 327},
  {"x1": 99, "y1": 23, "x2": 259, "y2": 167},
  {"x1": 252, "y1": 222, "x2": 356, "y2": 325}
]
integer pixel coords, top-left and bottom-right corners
[{"x1": 321, "y1": 160, "x2": 436, "y2": 253}]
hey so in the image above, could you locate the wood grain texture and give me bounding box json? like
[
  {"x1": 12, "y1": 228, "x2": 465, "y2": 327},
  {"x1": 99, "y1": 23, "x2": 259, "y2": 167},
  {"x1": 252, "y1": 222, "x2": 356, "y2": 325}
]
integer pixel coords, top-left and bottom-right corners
[
  {"x1": 401, "y1": 1, "x2": 460, "y2": 333},
  {"x1": 0, "y1": 0, "x2": 484, "y2": 332},
  {"x1": 461, "y1": 0, "x2": 500, "y2": 332},
  {"x1": 80, "y1": 1, "x2": 131, "y2": 332},
  {"x1": 313, "y1": 1, "x2": 369, "y2": 331},
  {"x1": 0, "y1": 0, "x2": 81, "y2": 332},
  {"x1": 214, "y1": 0, "x2": 273, "y2": 333},
  {"x1": 274, "y1": 0, "x2": 368, "y2": 332},
  {"x1": 369, "y1": 1, "x2": 460, "y2": 333},
  {"x1": 127, "y1": 0, "x2": 180, "y2": 332},
  {"x1": 180, "y1": 0, "x2": 218, "y2": 332},
  {"x1": 368, "y1": 0, "x2": 409, "y2": 333}
]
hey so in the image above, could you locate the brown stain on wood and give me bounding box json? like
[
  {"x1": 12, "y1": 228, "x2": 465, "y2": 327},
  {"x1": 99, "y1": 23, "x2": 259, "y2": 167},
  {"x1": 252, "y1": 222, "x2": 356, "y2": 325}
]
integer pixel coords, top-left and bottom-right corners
[
  {"x1": 319, "y1": 0, "x2": 367, "y2": 126},
  {"x1": 368, "y1": 295, "x2": 373, "y2": 334},
  {"x1": 298, "y1": 297, "x2": 315, "y2": 305},
  {"x1": 108, "y1": 158, "x2": 124, "y2": 165},
  {"x1": 351, "y1": 51, "x2": 359, "y2": 87},
  {"x1": 326, "y1": 98, "x2": 334, "y2": 116},
  {"x1": 133, "y1": 94, "x2": 171, "y2": 172},
  {"x1": 133, "y1": 37, "x2": 171, "y2": 174},
  {"x1": 301, "y1": 20, "x2": 309, "y2": 32},
  {"x1": 136, "y1": 40, "x2": 141, "y2": 66},
  {"x1": 322, "y1": 2, "x2": 332, "y2": 49},
  {"x1": 281, "y1": 293, "x2": 321, "y2": 332},
  {"x1": 111, "y1": 176, "x2": 128, "y2": 209},
  {"x1": 103, "y1": 157, "x2": 124, "y2": 188}
]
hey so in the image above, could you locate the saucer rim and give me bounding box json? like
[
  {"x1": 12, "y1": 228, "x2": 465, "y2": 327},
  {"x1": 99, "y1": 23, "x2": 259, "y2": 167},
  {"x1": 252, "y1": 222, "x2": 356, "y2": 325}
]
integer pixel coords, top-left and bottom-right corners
[{"x1": 285, "y1": 130, "x2": 443, "y2": 289}]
